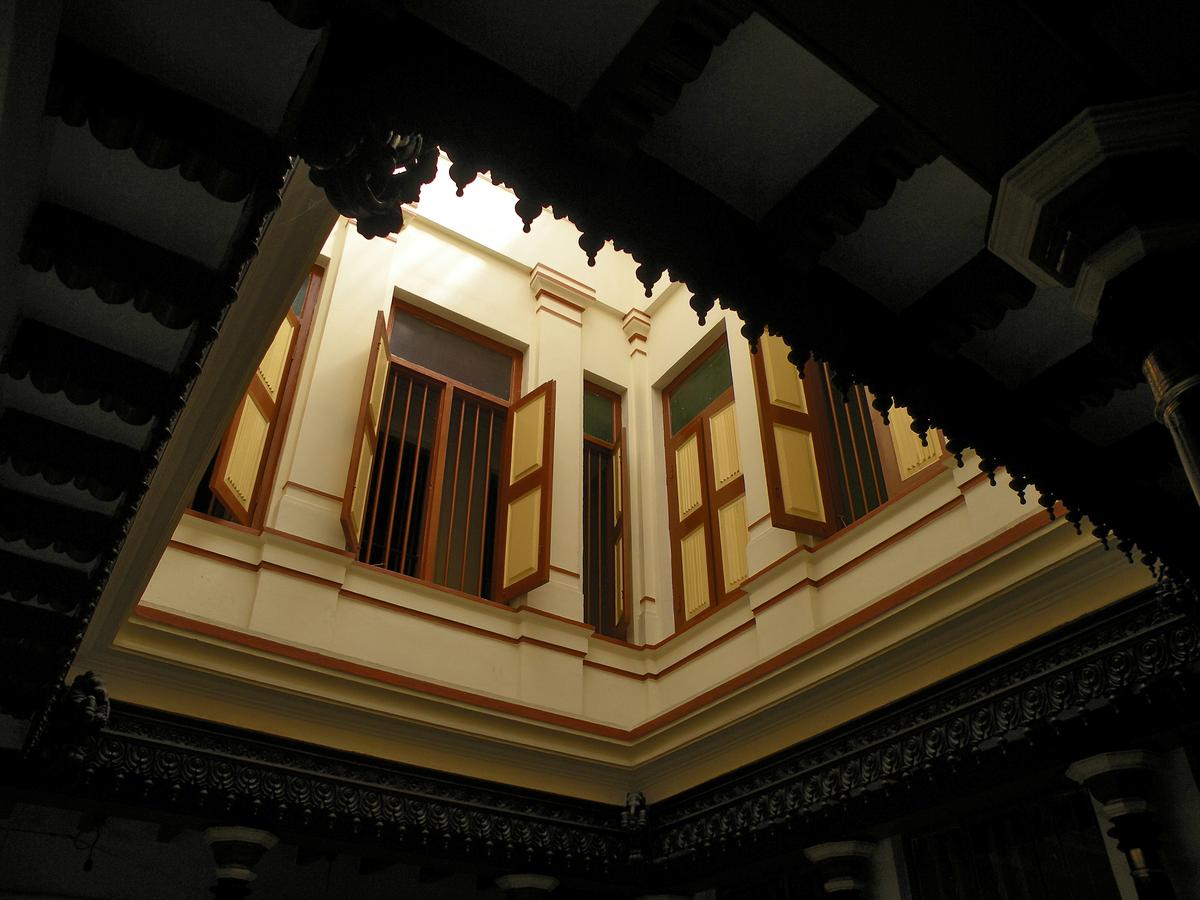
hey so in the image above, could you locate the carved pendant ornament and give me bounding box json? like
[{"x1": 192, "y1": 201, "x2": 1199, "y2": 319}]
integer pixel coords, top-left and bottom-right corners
[
  {"x1": 284, "y1": 7, "x2": 1199, "y2": 588},
  {"x1": 308, "y1": 130, "x2": 437, "y2": 239}
]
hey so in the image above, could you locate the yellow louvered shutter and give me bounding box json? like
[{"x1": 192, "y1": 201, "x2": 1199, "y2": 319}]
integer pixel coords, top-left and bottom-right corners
[
  {"x1": 493, "y1": 380, "x2": 556, "y2": 603},
  {"x1": 340, "y1": 311, "x2": 390, "y2": 553},
  {"x1": 209, "y1": 311, "x2": 298, "y2": 525},
  {"x1": 751, "y1": 333, "x2": 837, "y2": 537}
]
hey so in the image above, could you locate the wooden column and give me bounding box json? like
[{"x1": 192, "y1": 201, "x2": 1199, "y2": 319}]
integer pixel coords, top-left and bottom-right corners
[
  {"x1": 1068, "y1": 751, "x2": 1178, "y2": 900},
  {"x1": 1144, "y1": 338, "x2": 1200, "y2": 508}
]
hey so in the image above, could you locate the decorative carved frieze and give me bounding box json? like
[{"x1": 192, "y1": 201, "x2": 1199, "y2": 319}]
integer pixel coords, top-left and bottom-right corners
[
  {"x1": 650, "y1": 592, "x2": 1197, "y2": 863},
  {"x1": 10, "y1": 590, "x2": 1194, "y2": 887},
  {"x1": 71, "y1": 706, "x2": 628, "y2": 873},
  {"x1": 577, "y1": 0, "x2": 753, "y2": 159},
  {"x1": 20, "y1": 203, "x2": 217, "y2": 330},
  {"x1": 1, "y1": 319, "x2": 175, "y2": 426},
  {"x1": 47, "y1": 38, "x2": 274, "y2": 203}
]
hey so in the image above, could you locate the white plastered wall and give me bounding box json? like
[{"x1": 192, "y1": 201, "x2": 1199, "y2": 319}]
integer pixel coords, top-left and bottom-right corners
[{"x1": 118, "y1": 158, "x2": 1155, "y2": 797}]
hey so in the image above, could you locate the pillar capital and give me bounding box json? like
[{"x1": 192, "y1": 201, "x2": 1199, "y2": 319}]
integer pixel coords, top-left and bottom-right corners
[
  {"x1": 622, "y1": 308, "x2": 651, "y2": 351},
  {"x1": 530, "y1": 263, "x2": 596, "y2": 325},
  {"x1": 803, "y1": 840, "x2": 876, "y2": 898},
  {"x1": 204, "y1": 826, "x2": 278, "y2": 899},
  {"x1": 1068, "y1": 750, "x2": 1177, "y2": 899}
]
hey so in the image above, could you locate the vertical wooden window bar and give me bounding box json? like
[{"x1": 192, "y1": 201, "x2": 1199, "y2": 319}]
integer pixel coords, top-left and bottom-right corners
[
  {"x1": 817, "y1": 362, "x2": 887, "y2": 527},
  {"x1": 357, "y1": 304, "x2": 516, "y2": 600}
]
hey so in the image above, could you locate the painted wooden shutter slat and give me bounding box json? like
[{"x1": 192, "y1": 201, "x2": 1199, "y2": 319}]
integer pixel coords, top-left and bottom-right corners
[
  {"x1": 752, "y1": 333, "x2": 837, "y2": 537},
  {"x1": 209, "y1": 313, "x2": 297, "y2": 525},
  {"x1": 493, "y1": 380, "x2": 555, "y2": 603},
  {"x1": 340, "y1": 311, "x2": 389, "y2": 553}
]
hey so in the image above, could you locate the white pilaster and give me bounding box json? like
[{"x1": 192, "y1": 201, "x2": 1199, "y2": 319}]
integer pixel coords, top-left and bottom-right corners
[
  {"x1": 623, "y1": 308, "x2": 663, "y2": 643},
  {"x1": 524, "y1": 264, "x2": 591, "y2": 620}
]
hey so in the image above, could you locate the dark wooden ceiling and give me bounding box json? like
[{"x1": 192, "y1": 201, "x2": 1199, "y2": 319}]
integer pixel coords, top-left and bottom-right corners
[{"x1": 0, "y1": 0, "x2": 1195, "y2": 759}]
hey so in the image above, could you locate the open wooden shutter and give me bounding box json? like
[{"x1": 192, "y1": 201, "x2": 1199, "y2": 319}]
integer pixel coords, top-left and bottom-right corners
[
  {"x1": 666, "y1": 417, "x2": 717, "y2": 622},
  {"x1": 608, "y1": 426, "x2": 633, "y2": 640},
  {"x1": 751, "y1": 333, "x2": 837, "y2": 537},
  {"x1": 493, "y1": 380, "x2": 555, "y2": 603},
  {"x1": 209, "y1": 309, "x2": 299, "y2": 524},
  {"x1": 706, "y1": 400, "x2": 748, "y2": 597},
  {"x1": 871, "y1": 401, "x2": 944, "y2": 497},
  {"x1": 340, "y1": 311, "x2": 390, "y2": 553}
]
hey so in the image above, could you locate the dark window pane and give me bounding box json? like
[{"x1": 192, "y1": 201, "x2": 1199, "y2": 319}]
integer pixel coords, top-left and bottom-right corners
[
  {"x1": 584, "y1": 387, "x2": 614, "y2": 442},
  {"x1": 583, "y1": 442, "x2": 615, "y2": 630},
  {"x1": 289, "y1": 277, "x2": 308, "y2": 316},
  {"x1": 669, "y1": 344, "x2": 733, "y2": 433},
  {"x1": 433, "y1": 392, "x2": 504, "y2": 598},
  {"x1": 389, "y1": 308, "x2": 513, "y2": 399},
  {"x1": 359, "y1": 371, "x2": 442, "y2": 578}
]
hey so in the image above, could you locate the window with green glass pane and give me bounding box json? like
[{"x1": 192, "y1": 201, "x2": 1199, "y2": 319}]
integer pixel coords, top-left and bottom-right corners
[
  {"x1": 583, "y1": 387, "x2": 615, "y2": 442},
  {"x1": 668, "y1": 343, "x2": 733, "y2": 433}
]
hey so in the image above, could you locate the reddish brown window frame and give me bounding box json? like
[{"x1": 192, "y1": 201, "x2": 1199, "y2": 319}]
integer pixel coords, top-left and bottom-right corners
[{"x1": 661, "y1": 334, "x2": 746, "y2": 631}]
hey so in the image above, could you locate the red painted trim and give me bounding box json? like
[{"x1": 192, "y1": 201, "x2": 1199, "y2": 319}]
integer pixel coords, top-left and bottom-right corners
[
  {"x1": 549, "y1": 564, "x2": 581, "y2": 579},
  {"x1": 958, "y1": 465, "x2": 1006, "y2": 493},
  {"x1": 654, "y1": 619, "x2": 756, "y2": 678},
  {"x1": 340, "y1": 589, "x2": 518, "y2": 644},
  {"x1": 743, "y1": 489, "x2": 963, "y2": 589},
  {"x1": 516, "y1": 604, "x2": 595, "y2": 632},
  {"x1": 133, "y1": 605, "x2": 625, "y2": 739},
  {"x1": 262, "y1": 526, "x2": 355, "y2": 558},
  {"x1": 146, "y1": 509, "x2": 1060, "y2": 738},
  {"x1": 534, "y1": 303, "x2": 582, "y2": 328},
  {"x1": 624, "y1": 507, "x2": 1063, "y2": 738},
  {"x1": 583, "y1": 658, "x2": 650, "y2": 680},
  {"x1": 282, "y1": 480, "x2": 344, "y2": 503},
  {"x1": 182, "y1": 509, "x2": 262, "y2": 535}
]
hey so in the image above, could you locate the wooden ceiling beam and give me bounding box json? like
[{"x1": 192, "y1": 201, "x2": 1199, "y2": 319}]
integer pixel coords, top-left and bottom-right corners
[
  {"x1": 761, "y1": 108, "x2": 940, "y2": 271},
  {"x1": 47, "y1": 37, "x2": 277, "y2": 203},
  {"x1": 576, "y1": 0, "x2": 752, "y2": 160},
  {"x1": 292, "y1": 6, "x2": 1195, "y2": 568}
]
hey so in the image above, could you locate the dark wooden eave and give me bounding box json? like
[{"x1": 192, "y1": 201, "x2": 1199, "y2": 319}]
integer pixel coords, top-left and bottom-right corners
[{"x1": 290, "y1": 6, "x2": 1197, "y2": 571}]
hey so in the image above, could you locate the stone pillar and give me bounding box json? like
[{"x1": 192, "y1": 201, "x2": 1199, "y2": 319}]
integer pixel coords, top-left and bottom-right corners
[
  {"x1": 622, "y1": 308, "x2": 663, "y2": 642},
  {"x1": 1143, "y1": 338, "x2": 1200, "y2": 507},
  {"x1": 804, "y1": 841, "x2": 876, "y2": 898},
  {"x1": 495, "y1": 873, "x2": 559, "y2": 898},
  {"x1": 524, "y1": 264, "x2": 593, "y2": 621},
  {"x1": 204, "y1": 826, "x2": 278, "y2": 899},
  {"x1": 1067, "y1": 751, "x2": 1178, "y2": 900}
]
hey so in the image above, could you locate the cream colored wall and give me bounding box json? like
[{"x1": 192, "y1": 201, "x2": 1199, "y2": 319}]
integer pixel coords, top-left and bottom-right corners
[{"x1": 119, "y1": 157, "x2": 1155, "y2": 799}]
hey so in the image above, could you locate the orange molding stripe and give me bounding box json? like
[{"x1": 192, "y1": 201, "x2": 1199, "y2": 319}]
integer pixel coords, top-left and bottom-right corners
[
  {"x1": 958, "y1": 465, "x2": 1007, "y2": 493},
  {"x1": 133, "y1": 605, "x2": 624, "y2": 739},
  {"x1": 155, "y1": 506, "x2": 1060, "y2": 733},
  {"x1": 534, "y1": 304, "x2": 582, "y2": 328},
  {"x1": 282, "y1": 480, "x2": 344, "y2": 503},
  {"x1": 262, "y1": 526, "x2": 355, "y2": 558},
  {"x1": 549, "y1": 564, "x2": 581, "y2": 579},
  {"x1": 623, "y1": 506, "x2": 1062, "y2": 739},
  {"x1": 182, "y1": 509, "x2": 262, "y2": 535}
]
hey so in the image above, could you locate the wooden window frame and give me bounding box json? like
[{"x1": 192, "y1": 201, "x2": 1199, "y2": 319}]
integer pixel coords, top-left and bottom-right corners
[
  {"x1": 867, "y1": 401, "x2": 948, "y2": 502},
  {"x1": 354, "y1": 299, "x2": 523, "y2": 596},
  {"x1": 749, "y1": 343, "x2": 841, "y2": 538},
  {"x1": 583, "y1": 381, "x2": 631, "y2": 640},
  {"x1": 201, "y1": 264, "x2": 324, "y2": 528},
  {"x1": 662, "y1": 335, "x2": 746, "y2": 631}
]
